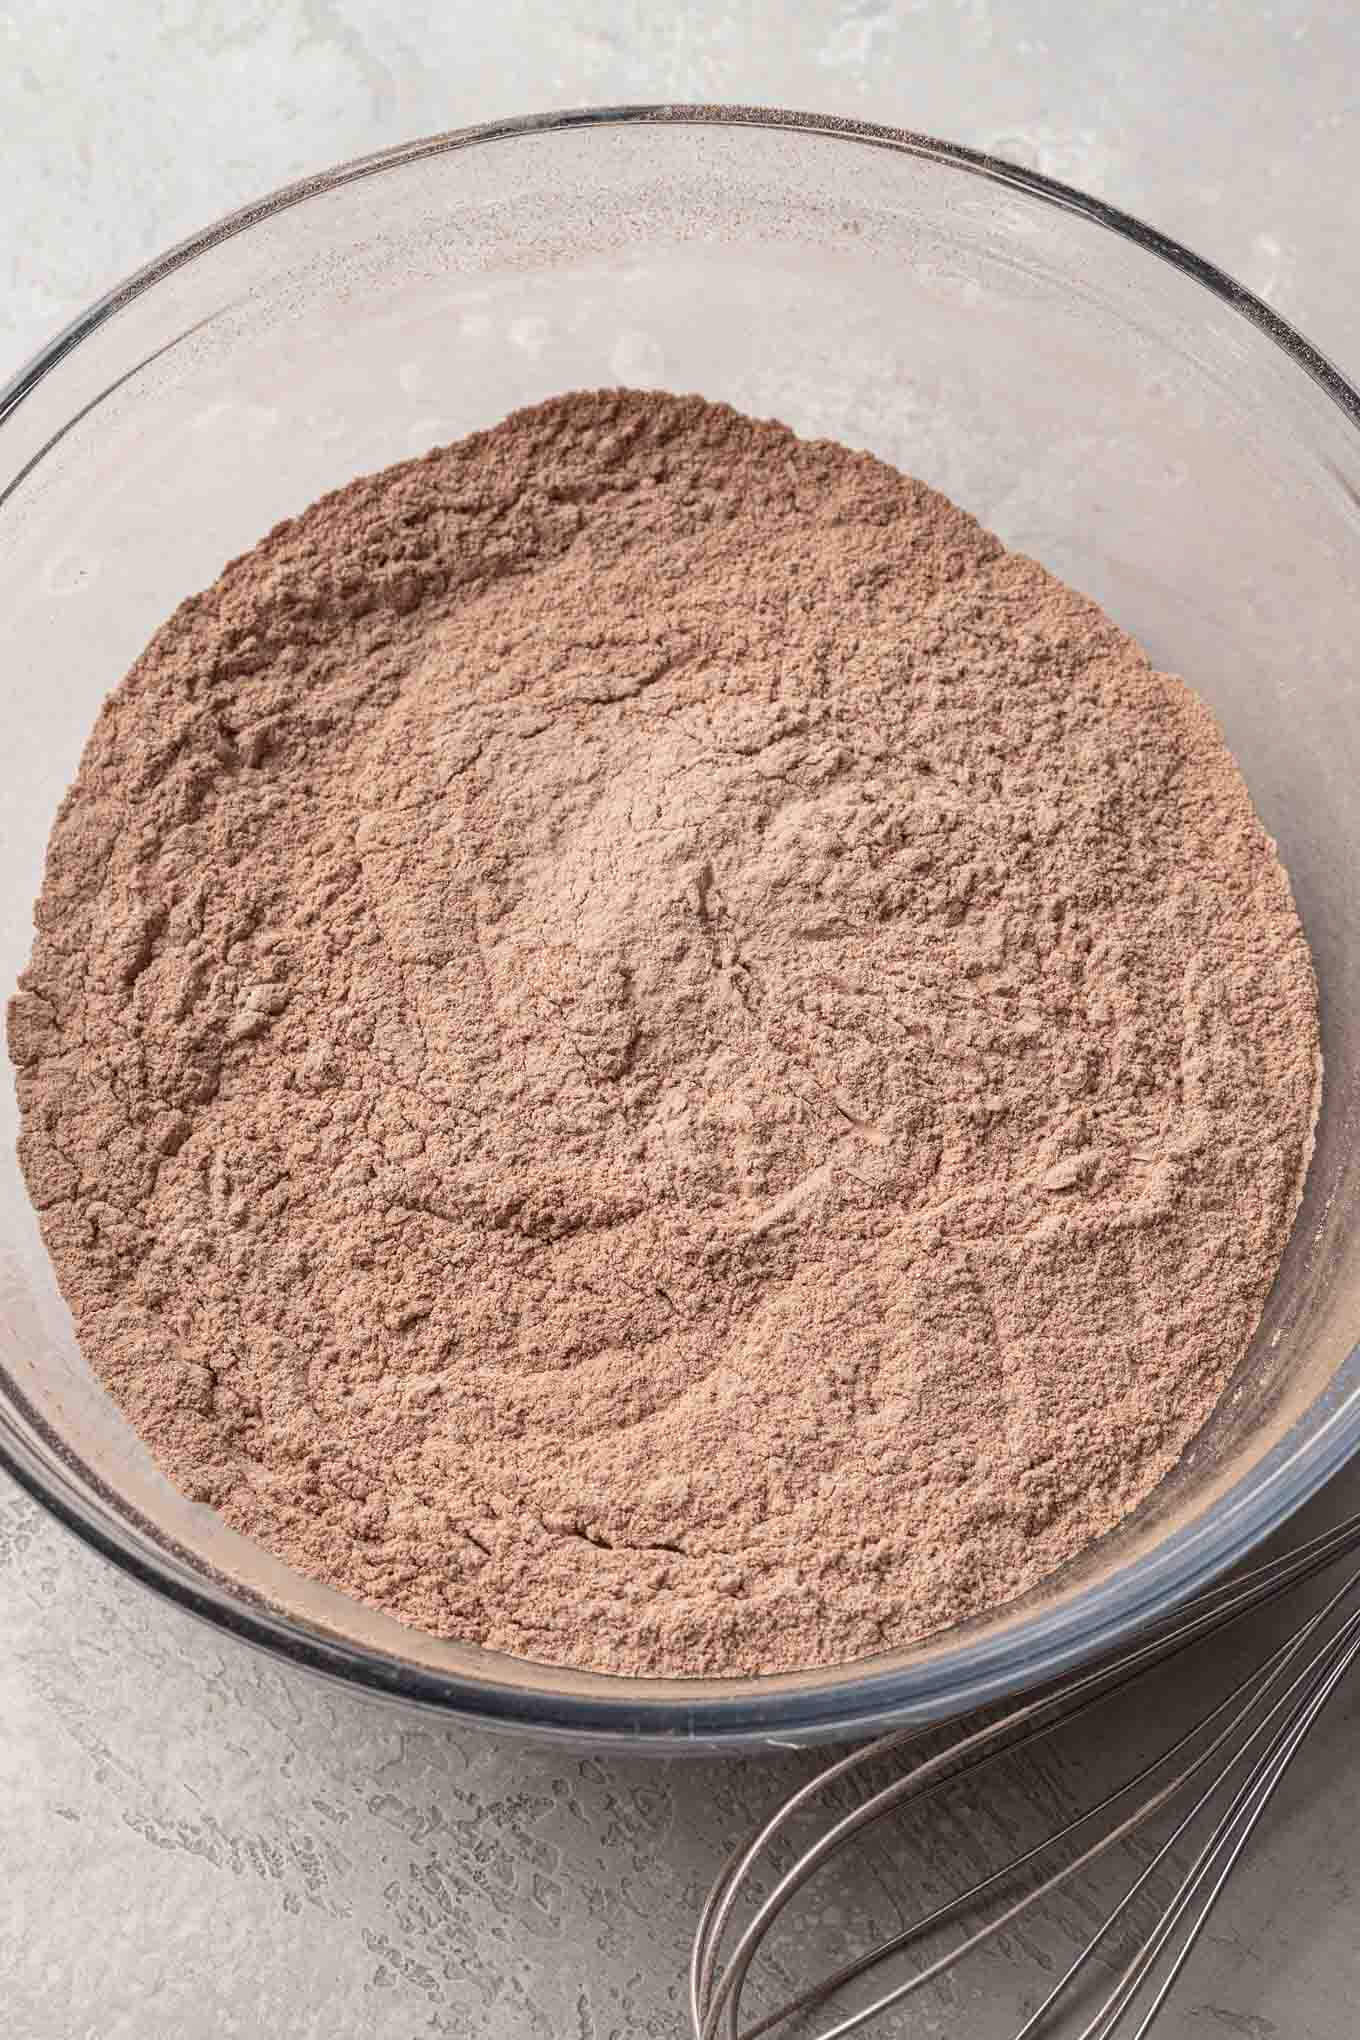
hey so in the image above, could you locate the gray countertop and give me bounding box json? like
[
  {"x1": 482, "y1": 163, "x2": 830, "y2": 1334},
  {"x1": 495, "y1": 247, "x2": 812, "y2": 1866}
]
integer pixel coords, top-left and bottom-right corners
[{"x1": 4, "y1": 6, "x2": 1360, "y2": 2035}]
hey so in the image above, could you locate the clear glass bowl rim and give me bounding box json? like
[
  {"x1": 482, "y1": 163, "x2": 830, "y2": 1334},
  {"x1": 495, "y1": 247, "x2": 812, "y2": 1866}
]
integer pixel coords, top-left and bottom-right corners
[{"x1": 3, "y1": 101, "x2": 1359, "y2": 1747}]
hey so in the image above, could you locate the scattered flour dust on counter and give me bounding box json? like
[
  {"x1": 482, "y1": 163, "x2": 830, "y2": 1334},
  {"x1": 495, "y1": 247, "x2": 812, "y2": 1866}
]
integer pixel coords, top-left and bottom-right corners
[{"x1": 7, "y1": 391, "x2": 1320, "y2": 1677}]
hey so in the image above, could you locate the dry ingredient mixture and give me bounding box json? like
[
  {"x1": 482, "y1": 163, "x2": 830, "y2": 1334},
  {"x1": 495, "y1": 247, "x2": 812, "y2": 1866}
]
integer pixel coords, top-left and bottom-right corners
[{"x1": 8, "y1": 391, "x2": 1321, "y2": 1677}]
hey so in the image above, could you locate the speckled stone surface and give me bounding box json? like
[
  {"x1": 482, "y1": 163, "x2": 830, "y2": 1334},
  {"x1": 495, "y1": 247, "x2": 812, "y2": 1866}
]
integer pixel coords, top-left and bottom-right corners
[{"x1": 4, "y1": 7, "x2": 1360, "y2": 2035}]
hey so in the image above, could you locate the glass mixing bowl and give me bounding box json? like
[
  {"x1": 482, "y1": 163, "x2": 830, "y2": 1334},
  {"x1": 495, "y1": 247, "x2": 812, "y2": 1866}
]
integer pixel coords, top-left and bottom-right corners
[{"x1": 3, "y1": 107, "x2": 1359, "y2": 1751}]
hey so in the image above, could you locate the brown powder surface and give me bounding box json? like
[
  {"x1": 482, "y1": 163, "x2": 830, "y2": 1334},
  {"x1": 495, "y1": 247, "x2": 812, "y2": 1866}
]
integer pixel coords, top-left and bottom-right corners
[{"x1": 8, "y1": 390, "x2": 1320, "y2": 1678}]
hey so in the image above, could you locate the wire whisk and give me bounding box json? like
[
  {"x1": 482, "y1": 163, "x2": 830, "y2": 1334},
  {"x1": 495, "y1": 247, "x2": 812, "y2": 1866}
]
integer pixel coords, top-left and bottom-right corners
[{"x1": 692, "y1": 1506, "x2": 1360, "y2": 2039}]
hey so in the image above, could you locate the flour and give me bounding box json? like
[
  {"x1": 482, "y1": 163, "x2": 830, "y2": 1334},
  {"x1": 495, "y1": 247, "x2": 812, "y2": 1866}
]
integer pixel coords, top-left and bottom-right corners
[{"x1": 8, "y1": 391, "x2": 1321, "y2": 1675}]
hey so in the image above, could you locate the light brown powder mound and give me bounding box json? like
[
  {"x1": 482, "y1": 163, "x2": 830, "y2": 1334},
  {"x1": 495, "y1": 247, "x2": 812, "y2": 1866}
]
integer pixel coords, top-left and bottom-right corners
[{"x1": 8, "y1": 390, "x2": 1320, "y2": 1678}]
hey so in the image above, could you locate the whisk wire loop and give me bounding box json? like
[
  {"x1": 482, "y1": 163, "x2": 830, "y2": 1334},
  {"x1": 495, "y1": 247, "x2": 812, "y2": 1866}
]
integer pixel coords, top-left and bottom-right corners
[{"x1": 692, "y1": 1508, "x2": 1360, "y2": 2040}]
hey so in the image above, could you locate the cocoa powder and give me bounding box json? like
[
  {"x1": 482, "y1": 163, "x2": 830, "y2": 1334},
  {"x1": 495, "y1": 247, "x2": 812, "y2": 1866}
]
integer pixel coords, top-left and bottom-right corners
[{"x1": 8, "y1": 390, "x2": 1320, "y2": 1677}]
